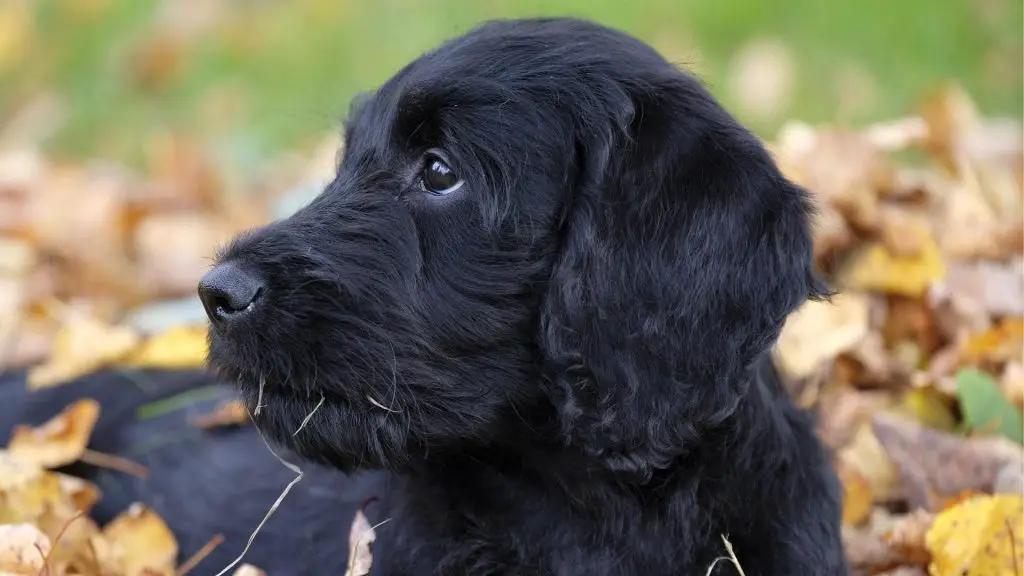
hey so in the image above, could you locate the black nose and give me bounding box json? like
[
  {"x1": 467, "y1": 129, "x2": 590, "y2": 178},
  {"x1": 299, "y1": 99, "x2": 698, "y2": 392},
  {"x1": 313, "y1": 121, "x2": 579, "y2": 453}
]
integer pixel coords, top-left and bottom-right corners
[{"x1": 198, "y1": 262, "x2": 265, "y2": 327}]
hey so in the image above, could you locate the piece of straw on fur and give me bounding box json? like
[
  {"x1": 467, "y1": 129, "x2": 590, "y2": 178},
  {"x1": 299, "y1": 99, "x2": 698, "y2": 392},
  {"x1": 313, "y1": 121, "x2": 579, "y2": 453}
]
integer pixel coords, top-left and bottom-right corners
[
  {"x1": 213, "y1": 409, "x2": 305, "y2": 576},
  {"x1": 704, "y1": 534, "x2": 747, "y2": 576}
]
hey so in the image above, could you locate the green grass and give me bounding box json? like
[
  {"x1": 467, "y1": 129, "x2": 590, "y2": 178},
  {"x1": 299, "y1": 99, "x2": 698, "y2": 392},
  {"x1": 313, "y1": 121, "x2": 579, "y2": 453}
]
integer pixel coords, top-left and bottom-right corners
[{"x1": 1, "y1": 0, "x2": 1020, "y2": 167}]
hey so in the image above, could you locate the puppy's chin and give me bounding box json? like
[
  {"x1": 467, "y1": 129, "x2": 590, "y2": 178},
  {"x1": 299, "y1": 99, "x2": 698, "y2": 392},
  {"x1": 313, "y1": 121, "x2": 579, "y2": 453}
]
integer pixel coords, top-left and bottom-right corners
[{"x1": 212, "y1": 363, "x2": 415, "y2": 472}]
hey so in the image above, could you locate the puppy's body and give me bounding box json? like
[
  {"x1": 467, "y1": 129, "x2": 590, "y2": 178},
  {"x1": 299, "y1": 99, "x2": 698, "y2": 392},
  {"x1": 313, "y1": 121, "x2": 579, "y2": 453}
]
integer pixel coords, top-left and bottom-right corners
[{"x1": 3, "y1": 17, "x2": 849, "y2": 576}]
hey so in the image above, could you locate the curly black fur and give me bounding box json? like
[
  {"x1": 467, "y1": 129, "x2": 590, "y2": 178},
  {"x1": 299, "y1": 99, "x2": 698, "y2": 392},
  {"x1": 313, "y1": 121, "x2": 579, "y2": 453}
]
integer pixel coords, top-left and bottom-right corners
[
  {"x1": 204, "y1": 17, "x2": 847, "y2": 575},
  {"x1": 1, "y1": 17, "x2": 848, "y2": 576}
]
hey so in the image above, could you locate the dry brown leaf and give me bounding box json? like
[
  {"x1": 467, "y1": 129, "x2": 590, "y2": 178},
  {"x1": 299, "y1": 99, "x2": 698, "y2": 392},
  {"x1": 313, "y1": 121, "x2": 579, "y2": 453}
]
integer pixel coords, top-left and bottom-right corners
[
  {"x1": 126, "y1": 324, "x2": 209, "y2": 370},
  {"x1": 843, "y1": 520, "x2": 904, "y2": 574},
  {"x1": 0, "y1": 523, "x2": 50, "y2": 575},
  {"x1": 925, "y1": 494, "x2": 1024, "y2": 576},
  {"x1": 881, "y1": 508, "x2": 934, "y2": 567},
  {"x1": 192, "y1": 399, "x2": 249, "y2": 429},
  {"x1": 774, "y1": 123, "x2": 891, "y2": 230},
  {"x1": 871, "y1": 413, "x2": 1024, "y2": 511},
  {"x1": 102, "y1": 502, "x2": 179, "y2": 576},
  {"x1": 776, "y1": 292, "x2": 872, "y2": 379},
  {"x1": 816, "y1": 385, "x2": 896, "y2": 449},
  {"x1": 878, "y1": 205, "x2": 935, "y2": 258},
  {"x1": 27, "y1": 315, "x2": 140, "y2": 389},
  {"x1": 933, "y1": 259, "x2": 1024, "y2": 319},
  {"x1": 6, "y1": 398, "x2": 100, "y2": 468}
]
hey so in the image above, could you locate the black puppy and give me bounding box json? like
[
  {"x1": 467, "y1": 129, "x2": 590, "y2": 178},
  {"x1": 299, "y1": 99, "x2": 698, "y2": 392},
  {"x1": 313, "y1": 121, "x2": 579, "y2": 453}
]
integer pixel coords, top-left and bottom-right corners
[
  {"x1": 197, "y1": 16, "x2": 847, "y2": 576},
  {"x1": 0, "y1": 17, "x2": 848, "y2": 576}
]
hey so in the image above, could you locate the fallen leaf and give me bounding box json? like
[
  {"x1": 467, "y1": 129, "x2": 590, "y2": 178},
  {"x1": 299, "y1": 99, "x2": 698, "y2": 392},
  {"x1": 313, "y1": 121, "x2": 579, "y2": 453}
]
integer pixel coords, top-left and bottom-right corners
[
  {"x1": 6, "y1": 398, "x2": 100, "y2": 468},
  {"x1": 881, "y1": 508, "x2": 934, "y2": 567},
  {"x1": 0, "y1": 523, "x2": 50, "y2": 575},
  {"x1": 192, "y1": 399, "x2": 249, "y2": 429},
  {"x1": 959, "y1": 319, "x2": 1024, "y2": 367},
  {"x1": 126, "y1": 324, "x2": 209, "y2": 370},
  {"x1": 841, "y1": 225, "x2": 946, "y2": 298},
  {"x1": 955, "y1": 367, "x2": 1024, "y2": 444},
  {"x1": 839, "y1": 459, "x2": 874, "y2": 526},
  {"x1": 925, "y1": 494, "x2": 1024, "y2": 576},
  {"x1": 774, "y1": 124, "x2": 891, "y2": 230},
  {"x1": 0, "y1": 450, "x2": 67, "y2": 525},
  {"x1": 27, "y1": 314, "x2": 140, "y2": 389},
  {"x1": 776, "y1": 292, "x2": 872, "y2": 379},
  {"x1": 895, "y1": 386, "x2": 958, "y2": 433},
  {"x1": 56, "y1": 472, "x2": 102, "y2": 514},
  {"x1": 102, "y1": 502, "x2": 179, "y2": 576},
  {"x1": 839, "y1": 422, "x2": 903, "y2": 504},
  {"x1": 871, "y1": 413, "x2": 1024, "y2": 511},
  {"x1": 933, "y1": 259, "x2": 1024, "y2": 318}
]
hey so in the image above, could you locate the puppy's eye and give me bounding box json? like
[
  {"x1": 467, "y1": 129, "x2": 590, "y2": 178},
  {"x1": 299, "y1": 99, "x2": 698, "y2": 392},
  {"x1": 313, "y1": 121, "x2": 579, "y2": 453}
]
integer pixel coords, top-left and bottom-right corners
[{"x1": 419, "y1": 153, "x2": 463, "y2": 195}]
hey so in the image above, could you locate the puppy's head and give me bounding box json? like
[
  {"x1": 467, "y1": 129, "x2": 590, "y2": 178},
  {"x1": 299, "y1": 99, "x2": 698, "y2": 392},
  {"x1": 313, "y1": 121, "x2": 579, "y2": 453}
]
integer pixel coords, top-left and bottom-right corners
[{"x1": 200, "y1": 18, "x2": 827, "y2": 478}]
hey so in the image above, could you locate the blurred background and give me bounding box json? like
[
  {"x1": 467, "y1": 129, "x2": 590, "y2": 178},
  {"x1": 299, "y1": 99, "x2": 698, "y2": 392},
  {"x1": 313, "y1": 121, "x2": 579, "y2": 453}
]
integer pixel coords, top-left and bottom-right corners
[
  {"x1": 1, "y1": 0, "x2": 1021, "y2": 165},
  {"x1": 0, "y1": 2, "x2": 1023, "y2": 575}
]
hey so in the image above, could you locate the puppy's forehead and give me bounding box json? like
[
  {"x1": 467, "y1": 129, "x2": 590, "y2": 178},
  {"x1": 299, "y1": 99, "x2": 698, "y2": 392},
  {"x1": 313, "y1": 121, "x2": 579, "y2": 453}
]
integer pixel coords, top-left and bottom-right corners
[{"x1": 352, "y1": 19, "x2": 665, "y2": 142}]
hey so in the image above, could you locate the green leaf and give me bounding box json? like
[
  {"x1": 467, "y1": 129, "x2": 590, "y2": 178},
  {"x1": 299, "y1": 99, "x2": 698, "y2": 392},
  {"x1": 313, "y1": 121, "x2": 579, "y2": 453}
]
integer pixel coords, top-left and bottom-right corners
[{"x1": 955, "y1": 367, "x2": 1024, "y2": 445}]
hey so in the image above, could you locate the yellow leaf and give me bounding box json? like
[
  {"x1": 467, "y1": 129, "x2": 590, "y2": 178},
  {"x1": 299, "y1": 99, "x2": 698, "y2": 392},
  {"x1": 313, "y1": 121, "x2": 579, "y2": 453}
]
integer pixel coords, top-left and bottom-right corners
[
  {"x1": 838, "y1": 423, "x2": 902, "y2": 502},
  {"x1": 925, "y1": 494, "x2": 1024, "y2": 576},
  {"x1": 28, "y1": 315, "x2": 141, "y2": 389},
  {"x1": 896, "y1": 387, "x2": 959, "y2": 432},
  {"x1": 838, "y1": 460, "x2": 873, "y2": 526},
  {"x1": 6, "y1": 399, "x2": 100, "y2": 468},
  {"x1": 0, "y1": 523, "x2": 50, "y2": 575},
  {"x1": 102, "y1": 503, "x2": 179, "y2": 576},
  {"x1": 776, "y1": 292, "x2": 872, "y2": 379},
  {"x1": 960, "y1": 319, "x2": 1024, "y2": 365},
  {"x1": 125, "y1": 324, "x2": 209, "y2": 370},
  {"x1": 56, "y1": 472, "x2": 102, "y2": 514},
  {"x1": 0, "y1": 450, "x2": 68, "y2": 525},
  {"x1": 841, "y1": 221, "x2": 946, "y2": 297}
]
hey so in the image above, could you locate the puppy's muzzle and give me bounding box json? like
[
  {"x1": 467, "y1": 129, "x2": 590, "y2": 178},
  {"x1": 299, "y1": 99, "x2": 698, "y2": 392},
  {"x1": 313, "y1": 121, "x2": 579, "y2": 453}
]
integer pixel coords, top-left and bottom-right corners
[{"x1": 198, "y1": 261, "x2": 265, "y2": 329}]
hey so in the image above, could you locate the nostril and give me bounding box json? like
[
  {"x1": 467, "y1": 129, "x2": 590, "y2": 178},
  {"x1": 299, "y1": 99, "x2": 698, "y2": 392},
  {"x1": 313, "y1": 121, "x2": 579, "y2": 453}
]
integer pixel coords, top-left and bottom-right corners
[{"x1": 197, "y1": 262, "x2": 266, "y2": 325}]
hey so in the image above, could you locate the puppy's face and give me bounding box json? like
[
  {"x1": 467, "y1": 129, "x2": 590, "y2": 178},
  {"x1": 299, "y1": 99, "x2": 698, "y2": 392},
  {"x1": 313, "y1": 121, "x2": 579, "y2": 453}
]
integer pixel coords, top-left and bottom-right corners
[
  {"x1": 202, "y1": 21, "x2": 580, "y2": 471},
  {"x1": 201, "y1": 18, "x2": 824, "y2": 478}
]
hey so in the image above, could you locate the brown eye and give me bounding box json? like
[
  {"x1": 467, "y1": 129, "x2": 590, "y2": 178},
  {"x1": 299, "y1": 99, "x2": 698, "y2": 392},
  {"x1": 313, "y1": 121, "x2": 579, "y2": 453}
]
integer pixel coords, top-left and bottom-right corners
[{"x1": 419, "y1": 154, "x2": 463, "y2": 195}]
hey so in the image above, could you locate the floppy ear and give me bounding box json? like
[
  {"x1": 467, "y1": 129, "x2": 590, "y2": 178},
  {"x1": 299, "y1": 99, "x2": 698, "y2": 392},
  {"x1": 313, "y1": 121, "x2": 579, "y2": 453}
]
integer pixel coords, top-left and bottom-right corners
[{"x1": 539, "y1": 71, "x2": 829, "y2": 483}]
